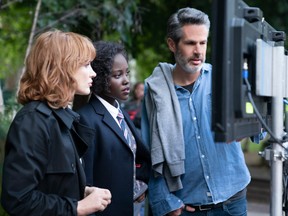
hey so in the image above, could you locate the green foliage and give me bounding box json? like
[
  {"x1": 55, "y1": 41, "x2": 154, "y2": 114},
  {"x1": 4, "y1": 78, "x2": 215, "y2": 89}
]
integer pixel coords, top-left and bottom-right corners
[
  {"x1": 0, "y1": 96, "x2": 20, "y2": 189},
  {"x1": 38, "y1": 0, "x2": 142, "y2": 46},
  {"x1": 0, "y1": 1, "x2": 33, "y2": 78},
  {"x1": 0, "y1": 97, "x2": 20, "y2": 140},
  {"x1": 0, "y1": 95, "x2": 20, "y2": 216},
  {"x1": 0, "y1": 112, "x2": 12, "y2": 141},
  {"x1": 0, "y1": 90, "x2": 20, "y2": 163},
  {"x1": 0, "y1": 0, "x2": 143, "y2": 83},
  {"x1": 135, "y1": 46, "x2": 170, "y2": 81}
]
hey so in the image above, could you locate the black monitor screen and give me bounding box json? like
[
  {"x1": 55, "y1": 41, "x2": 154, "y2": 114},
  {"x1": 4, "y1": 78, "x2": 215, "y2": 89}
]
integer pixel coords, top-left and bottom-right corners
[{"x1": 211, "y1": 0, "x2": 277, "y2": 142}]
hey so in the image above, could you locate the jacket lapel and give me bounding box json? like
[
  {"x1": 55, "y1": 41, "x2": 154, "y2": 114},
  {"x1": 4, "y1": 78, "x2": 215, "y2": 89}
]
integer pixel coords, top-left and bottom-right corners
[{"x1": 89, "y1": 95, "x2": 133, "y2": 148}]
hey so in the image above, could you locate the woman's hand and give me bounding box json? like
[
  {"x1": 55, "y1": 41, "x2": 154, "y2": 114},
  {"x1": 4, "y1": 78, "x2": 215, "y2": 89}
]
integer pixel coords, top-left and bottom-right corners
[{"x1": 77, "y1": 186, "x2": 111, "y2": 216}]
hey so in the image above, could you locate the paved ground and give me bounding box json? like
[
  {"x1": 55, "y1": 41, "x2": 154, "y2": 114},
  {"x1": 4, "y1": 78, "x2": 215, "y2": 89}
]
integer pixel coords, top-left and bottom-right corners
[
  {"x1": 248, "y1": 202, "x2": 269, "y2": 216},
  {"x1": 246, "y1": 152, "x2": 270, "y2": 216}
]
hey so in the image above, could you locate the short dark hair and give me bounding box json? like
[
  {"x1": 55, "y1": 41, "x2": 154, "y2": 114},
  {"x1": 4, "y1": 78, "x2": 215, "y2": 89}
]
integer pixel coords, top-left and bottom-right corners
[
  {"x1": 167, "y1": 7, "x2": 210, "y2": 45},
  {"x1": 90, "y1": 41, "x2": 128, "y2": 95}
]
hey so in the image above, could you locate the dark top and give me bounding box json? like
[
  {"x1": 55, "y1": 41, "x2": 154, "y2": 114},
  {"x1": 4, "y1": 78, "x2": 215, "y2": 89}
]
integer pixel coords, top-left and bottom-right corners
[
  {"x1": 1, "y1": 101, "x2": 95, "y2": 216},
  {"x1": 77, "y1": 94, "x2": 151, "y2": 216}
]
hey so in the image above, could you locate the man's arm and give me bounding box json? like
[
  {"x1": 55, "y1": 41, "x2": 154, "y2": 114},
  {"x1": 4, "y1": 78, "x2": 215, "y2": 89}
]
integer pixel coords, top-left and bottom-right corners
[{"x1": 148, "y1": 173, "x2": 184, "y2": 216}]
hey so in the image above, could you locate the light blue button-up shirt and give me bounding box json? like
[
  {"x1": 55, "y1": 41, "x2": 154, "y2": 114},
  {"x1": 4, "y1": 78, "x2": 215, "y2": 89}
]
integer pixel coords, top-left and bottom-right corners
[{"x1": 141, "y1": 63, "x2": 251, "y2": 216}]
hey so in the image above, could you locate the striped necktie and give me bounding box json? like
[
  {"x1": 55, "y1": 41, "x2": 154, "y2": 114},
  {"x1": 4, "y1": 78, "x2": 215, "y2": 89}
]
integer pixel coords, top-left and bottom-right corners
[
  {"x1": 117, "y1": 109, "x2": 136, "y2": 153},
  {"x1": 117, "y1": 110, "x2": 129, "y2": 142},
  {"x1": 117, "y1": 109, "x2": 147, "y2": 200}
]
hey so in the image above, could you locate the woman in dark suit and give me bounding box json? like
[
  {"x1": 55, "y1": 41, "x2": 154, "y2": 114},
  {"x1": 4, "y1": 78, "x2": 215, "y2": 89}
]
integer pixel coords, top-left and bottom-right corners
[
  {"x1": 77, "y1": 41, "x2": 151, "y2": 216},
  {"x1": 1, "y1": 30, "x2": 111, "y2": 216}
]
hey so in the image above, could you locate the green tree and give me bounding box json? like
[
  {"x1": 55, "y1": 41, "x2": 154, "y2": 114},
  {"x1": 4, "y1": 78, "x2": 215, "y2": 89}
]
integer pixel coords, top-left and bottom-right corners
[
  {"x1": 0, "y1": 1, "x2": 33, "y2": 79},
  {"x1": 0, "y1": 0, "x2": 143, "y2": 85}
]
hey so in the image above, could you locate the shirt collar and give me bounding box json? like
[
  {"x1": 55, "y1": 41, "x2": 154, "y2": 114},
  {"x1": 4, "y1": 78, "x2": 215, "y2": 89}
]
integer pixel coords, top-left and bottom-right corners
[{"x1": 96, "y1": 95, "x2": 120, "y2": 119}]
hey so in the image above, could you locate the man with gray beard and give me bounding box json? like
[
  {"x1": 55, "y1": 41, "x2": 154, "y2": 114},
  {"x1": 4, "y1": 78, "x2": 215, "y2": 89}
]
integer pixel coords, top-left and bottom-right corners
[{"x1": 141, "y1": 7, "x2": 250, "y2": 216}]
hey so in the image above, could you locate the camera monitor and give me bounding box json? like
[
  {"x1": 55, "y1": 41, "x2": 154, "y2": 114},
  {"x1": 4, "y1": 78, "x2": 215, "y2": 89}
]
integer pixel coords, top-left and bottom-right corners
[{"x1": 211, "y1": 0, "x2": 284, "y2": 142}]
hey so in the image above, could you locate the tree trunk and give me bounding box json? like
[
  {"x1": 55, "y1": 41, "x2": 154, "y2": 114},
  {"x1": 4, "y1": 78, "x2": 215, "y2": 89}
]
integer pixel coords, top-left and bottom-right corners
[
  {"x1": 20, "y1": 0, "x2": 42, "y2": 76},
  {"x1": 0, "y1": 84, "x2": 4, "y2": 114}
]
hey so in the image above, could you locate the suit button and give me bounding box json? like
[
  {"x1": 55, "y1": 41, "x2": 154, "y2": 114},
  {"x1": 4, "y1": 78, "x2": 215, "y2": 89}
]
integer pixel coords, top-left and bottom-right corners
[{"x1": 71, "y1": 163, "x2": 76, "y2": 172}]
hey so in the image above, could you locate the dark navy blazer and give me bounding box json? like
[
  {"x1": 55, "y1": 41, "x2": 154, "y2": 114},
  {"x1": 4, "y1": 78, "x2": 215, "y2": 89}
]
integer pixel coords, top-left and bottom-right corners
[{"x1": 77, "y1": 94, "x2": 151, "y2": 216}]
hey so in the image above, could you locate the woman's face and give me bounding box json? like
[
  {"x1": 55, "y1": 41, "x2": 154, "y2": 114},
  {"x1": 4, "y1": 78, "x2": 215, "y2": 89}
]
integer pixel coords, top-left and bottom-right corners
[
  {"x1": 106, "y1": 53, "x2": 130, "y2": 102},
  {"x1": 74, "y1": 62, "x2": 96, "y2": 95}
]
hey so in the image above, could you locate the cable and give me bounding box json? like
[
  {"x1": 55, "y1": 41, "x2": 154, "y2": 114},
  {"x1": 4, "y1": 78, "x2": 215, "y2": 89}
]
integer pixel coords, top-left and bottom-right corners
[
  {"x1": 242, "y1": 60, "x2": 286, "y2": 147},
  {"x1": 243, "y1": 60, "x2": 288, "y2": 214}
]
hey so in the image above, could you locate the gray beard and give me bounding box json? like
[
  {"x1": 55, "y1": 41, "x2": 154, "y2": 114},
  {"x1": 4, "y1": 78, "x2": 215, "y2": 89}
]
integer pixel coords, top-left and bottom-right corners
[
  {"x1": 181, "y1": 63, "x2": 202, "y2": 74},
  {"x1": 174, "y1": 51, "x2": 204, "y2": 74},
  {"x1": 177, "y1": 58, "x2": 203, "y2": 74}
]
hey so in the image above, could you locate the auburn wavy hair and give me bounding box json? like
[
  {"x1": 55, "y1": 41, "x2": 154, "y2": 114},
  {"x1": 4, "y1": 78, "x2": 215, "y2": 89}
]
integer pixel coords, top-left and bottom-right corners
[{"x1": 17, "y1": 29, "x2": 96, "y2": 109}]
